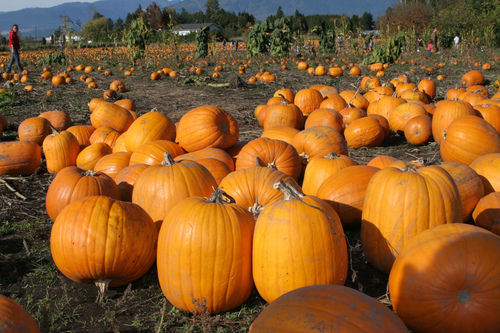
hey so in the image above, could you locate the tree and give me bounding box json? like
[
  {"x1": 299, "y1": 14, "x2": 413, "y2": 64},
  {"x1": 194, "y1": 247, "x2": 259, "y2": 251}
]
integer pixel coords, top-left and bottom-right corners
[
  {"x1": 147, "y1": 2, "x2": 164, "y2": 30},
  {"x1": 276, "y1": 6, "x2": 284, "y2": 18},
  {"x1": 123, "y1": 13, "x2": 153, "y2": 63},
  {"x1": 81, "y1": 17, "x2": 109, "y2": 42},
  {"x1": 92, "y1": 11, "x2": 104, "y2": 20},
  {"x1": 206, "y1": 0, "x2": 220, "y2": 20},
  {"x1": 114, "y1": 18, "x2": 124, "y2": 31},
  {"x1": 360, "y1": 12, "x2": 374, "y2": 30}
]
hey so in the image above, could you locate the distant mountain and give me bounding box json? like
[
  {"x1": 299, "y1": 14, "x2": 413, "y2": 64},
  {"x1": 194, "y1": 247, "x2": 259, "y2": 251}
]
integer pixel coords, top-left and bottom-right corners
[{"x1": 0, "y1": 0, "x2": 394, "y2": 38}]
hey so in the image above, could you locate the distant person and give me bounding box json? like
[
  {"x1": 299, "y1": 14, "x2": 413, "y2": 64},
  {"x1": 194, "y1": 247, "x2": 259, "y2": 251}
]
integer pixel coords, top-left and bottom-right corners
[
  {"x1": 235, "y1": 41, "x2": 238, "y2": 51},
  {"x1": 427, "y1": 40, "x2": 433, "y2": 57},
  {"x1": 230, "y1": 40, "x2": 234, "y2": 51},
  {"x1": 416, "y1": 37, "x2": 423, "y2": 52},
  {"x1": 222, "y1": 39, "x2": 226, "y2": 49},
  {"x1": 369, "y1": 37, "x2": 374, "y2": 51},
  {"x1": 454, "y1": 35, "x2": 460, "y2": 49},
  {"x1": 6, "y1": 24, "x2": 23, "y2": 73},
  {"x1": 431, "y1": 27, "x2": 438, "y2": 52}
]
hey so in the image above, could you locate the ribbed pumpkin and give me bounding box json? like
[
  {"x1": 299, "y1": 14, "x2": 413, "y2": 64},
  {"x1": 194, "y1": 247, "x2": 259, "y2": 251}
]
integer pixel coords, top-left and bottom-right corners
[
  {"x1": 111, "y1": 133, "x2": 128, "y2": 153},
  {"x1": 90, "y1": 102, "x2": 134, "y2": 133},
  {"x1": 236, "y1": 138, "x2": 301, "y2": 180},
  {"x1": 194, "y1": 158, "x2": 231, "y2": 185},
  {"x1": 39, "y1": 110, "x2": 71, "y2": 131},
  {"x1": 253, "y1": 181, "x2": 347, "y2": 303},
  {"x1": 249, "y1": 285, "x2": 407, "y2": 333},
  {"x1": 472, "y1": 191, "x2": 500, "y2": 235},
  {"x1": 368, "y1": 114, "x2": 391, "y2": 139},
  {"x1": 174, "y1": 147, "x2": 235, "y2": 171},
  {"x1": 319, "y1": 93, "x2": 347, "y2": 111},
  {"x1": 43, "y1": 130, "x2": 80, "y2": 173},
  {"x1": 0, "y1": 294, "x2": 39, "y2": 333},
  {"x1": 89, "y1": 126, "x2": 120, "y2": 147},
  {"x1": 93, "y1": 152, "x2": 132, "y2": 180},
  {"x1": 261, "y1": 126, "x2": 299, "y2": 146},
  {"x1": 45, "y1": 166, "x2": 120, "y2": 221},
  {"x1": 317, "y1": 165, "x2": 379, "y2": 228},
  {"x1": 132, "y1": 153, "x2": 216, "y2": 222},
  {"x1": 18, "y1": 117, "x2": 52, "y2": 145},
  {"x1": 389, "y1": 102, "x2": 427, "y2": 134},
  {"x1": 262, "y1": 102, "x2": 304, "y2": 130},
  {"x1": 218, "y1": 167, "x2": 300, "y2": 216},
  {"x1": 440, "y1": 162, "x2": 484, "y2": 222},
  {"x1": 475, "y1": 104, "x2": 500, "y2": 133},
  {"x1": 461, "y1": 70, "x2": 485, "y2": 87},
  {"x1": 114, "y1": 164, "x2": 149, "y2": 202},
  {"x1": 432, "y1": 100, "x2": 476, "y2": 144},
  {"x1": 339, "y1": 90, "x2": 369, "y2": 110},
  {"x1": 440, "y1": 115, "x2": 500, "y2": 165},
  {"x1": 469, "y1": 153, "x2": 500, "y2": 193},
  {"x1": 361, "y1": 165, "x2": 462, "y2": 273},
  {"x1": 371, "y1": 96, "x2": 405, "y2": 120},
  {"x1": 157, "y1": 189, "x2": 254, "y2": 314},
  {"x1": 339, "y1": 106, "x2": 366, "y2": 126},
  {"x1": 389, "y1": 223, "x2": 500, "y2": 333},
  {"x1": 417, "y1": 79, "x2": 436, "y2": 100},
  {"x1": 344, "y1": 116, "x2": 385, "y2": 149},
  {"x1": 294, "y1": 88, "x2": 324, "y2": 116},
  {"x1": 66, "y1": 125, "x2": 95, "y2": 148},
  {"x1": 76, "y1": 142, "x2": 112, "y2": 170},
  {"x1": 50, "y1": 196, "x2": 157, "y2": 300},
  {"x1": 0, "y1": 141, "x2": 42, "y2": 176},
  {"x1": 304, "y1": 108, "x2": 344, "y2": 132},
  {"x1": 302, "y1": 153, "x2": 358, "y2": 196},
  {"x1": 292, "y1": 126, "x2": 348, "y2": 161},
  {"x1": 404, "y1": 115, "x2": 432, "y2": 145},
  {"x1": 124, "y1": 112, "x2": 176, "y2": 152},
  {"x1": 176, "y1": 105, "x2": 239, "y2": 152},
  {"x1": 129, "y1": 140, "x2": 184, "y2": 166},
  {"x1": 273, "y1": 88, "x2": 294, "y2": 103}
]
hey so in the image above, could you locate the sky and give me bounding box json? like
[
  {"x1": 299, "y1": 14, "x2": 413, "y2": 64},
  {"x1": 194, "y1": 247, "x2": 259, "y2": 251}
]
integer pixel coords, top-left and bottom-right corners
[{"x1": 0, "y1": 0, "x2": 97, "y2": 12}]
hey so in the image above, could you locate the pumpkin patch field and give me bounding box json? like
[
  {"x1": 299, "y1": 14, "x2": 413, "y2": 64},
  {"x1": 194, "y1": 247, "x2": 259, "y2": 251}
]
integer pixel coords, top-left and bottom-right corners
[{"x1": 1, "y1": 44, "x2": 500, "y2": 332}]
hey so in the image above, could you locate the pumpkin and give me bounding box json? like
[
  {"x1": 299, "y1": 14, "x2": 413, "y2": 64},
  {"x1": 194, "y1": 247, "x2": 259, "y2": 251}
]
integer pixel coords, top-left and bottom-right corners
[
  {"x1": 262, "y1": 102, "x2": 304, "y2": 130},
  {"x1": 368, "y1": 114, "x2": 391, "y2": 139},
  {"x1": 76, "y1": 142, "x2": 112, "y2": 170},
  {"x1": 132, "y1": 153, "x2": 216, "y2": 223},
  {"x1": 367, "y1": 155, "x2": 399, "y2": 169},
  {"x1": 90, "y1": 102, "x2": 134, "y2": 133},
  {"x1": 66, "y1": 125, "x2": 95, "y2": 148},
  {"x1": 472, "y1": 192, "x2": 500, "y2": 234},
  {"x1": 89, "y1": 126, "x2": 120, "y2": 147},
  {"x1": 475, "y1": 104, "x2": 500, "y2": 133},
  {"x1": 261, "y1": 126, "x2": 299, "y2": 146},
  {"x1": 469, "y1": 153, "x2": 500, "y2": 193},
  {"x1": 253, "y1": 181, "x2": 347, "y2": 303},
  {"x1": 273, "y1": 88, "x2": 294, "y2": 103},
  {"x1": 361, "y1": 165, "x2": 462, "y2": 272},
  {"x1": 293, "y1": 88, "x2": 324, "y2": 116},
  {"x1": 174, "y1": 147, "x2": 235, "y2": 171},
  {"x1": 302, "y1": 153, "x2": 357, "y2": 196},
  {"x1": 389, "y1": 102, "x2": 427, "y2": 134},
  {"x1": 440, "y1": 162, "x2": 484, "y2": 222},
  {"x1": 93, "y1": 152, "x2": 132, "y2": 180},
  {"x1": 389, "y1": 223, "x2": 500, "y2": 333},
  {"x1": 432, "y1": 100, "x2": 476, "y2": 144},
  {"x1": 317, "y1": 165, "x2": 379, "y2": 228},
  {"x1": 461, "y1": 70, "x2": 485, "y2": 87},
  {"x1": 0, "y1": 294, "x2": 39, "y2": 333},
  {"x1": 50, "y1": 196, "x2": 157, "y2": 301},
  {"x1": 218, "y1": 167, "x2": 300, "y2": 217},
  {"x1": 249, "y1": 285, "x2": 407, "y2": 333},
  {"x1": 114, "y1": 164, "x2": 149, "y2": 202},
  {"x1": 292, "y1": 127, "x2": 348, "y2": 162},
  {"x1": 114, "y1": 99, "x2": 136, "y2": 112},
  {"x1": 124, "y1": 112, "x2": 176, "y2": 153},
  {"x1": 440, "y1": 115, "x2": 500, "y2": 165},
  {"x1": 129, "y1": 140, "x2": 184, "y2": 166},
  {"x1": 193, "y1": 158, "x2": 231, "y2": 185},
  {"x1": 111, "y1": 133, "x2": 128, "y2": 153},
  {"x1": 43, "y1": 130, "x2": 80, "y2": 173},
  {"x1": 372, "y1": 96, "x2": 405, "y2": 120},
  {"x1": 157, "y1": 189, "x2": 254, "y2": 314},
  {"x1": 417, "y1": 79, "x2": 436, "y2": 100},
  {"x1": 320, "y1": 93, "x2": 347, "y2": 111},
  {"x1": 18, "y1": 117, "x2": 52, "y2": 145},
  {"x1": 176, "y1": 105, "x2": 239, "y2": 152},
  {"x1": 344, "y1": 117, "x2": 385, "y2": 149},
  {"x1": 109, "y1": 80, "x2": 126, "y2": 92},
  {"x1": 309, "y1": 84, "x2": 338, "y2": 98},
  {"x1": 39, "y1": 110, "x2": 71, "y2": 131},
  {"x1": 236, "y1": 138, "x2": 301, "y2": 180},
  {"x1": 339, "y1": 90, "x2": 369, "y2": 110},
  {"x1": 45, "y1": 166, "x2": 120, "y2": 221},
  {"x1": 404, "y1": 114, "x2": 432, "y2": 145},
  {"x1": 360, "y1": 75, "x2": 381, "y2": 91},
  {"x1": 349, "y1": 66, "x2": 361, "y2": 76},
  {"x1": 0, "y1": 141, "x2": 42, "y2": 176},
  {"x1": 304, "y1": 108, "x2": 344, "y2": 132}
]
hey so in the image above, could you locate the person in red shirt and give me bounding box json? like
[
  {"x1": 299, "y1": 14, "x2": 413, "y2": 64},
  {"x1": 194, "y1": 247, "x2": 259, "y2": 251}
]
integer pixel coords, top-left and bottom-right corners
[{"x1": 7, "y1": 24, "x2": 24, "y2": 73}]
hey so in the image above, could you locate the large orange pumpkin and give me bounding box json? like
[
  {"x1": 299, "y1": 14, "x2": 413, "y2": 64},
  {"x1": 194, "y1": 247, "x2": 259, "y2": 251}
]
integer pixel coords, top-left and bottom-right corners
[
  {"x1": 93, "y1": 152, "x2": 132, "y2": 180},
  {"x1": 304, "y1": 108, "x2": 344, "y2": 132},
  {"x1": 431, "y1": 100, "x2": 476, "y2": 145},
  {"x1": 50, "y1": 196, "x2": 157, "y2": 298},
  {"x1": 262, "y1": 102, "x2": 304, "y2": 130},
  {"x1": 253, "y1": 181, "x2": 347, "y2": 303},
  {"x1": 129, "y1": 140, "x2": 184, "y2": 166},
  {"x1": 361, "y1": 165, "x2": 462, "y2": 272},
  {"x1": 249, "y1": 285, "x2": 407, "y2": 333},
  {"x1": 39, "y1": 110, "x2": 71, "y2": 131},
  {"x1": 18, "y1": 117, "x2": 52, "y2": 145},
  {"x1": 261, "y1": 126, "x2": 299, "y2": 146},
  {"x1": 389, "y1": 223, "x2": 500, "y2": 333},
  {"x1": 76, "y1": 142, "x2": 112, "y2": 170},
  {"x1": 344, "y1": 116, "x2": 385, "y2": 148},
  {"x1": 176, "y1": 105, "x2": 239, "y2": 152},
  {"x1": 0, "y1": 294, "x2": 39, "y2": 333},
  {"x1": 42, "y1": 130, "x2": 80, "y2": 173},
  {"x1": 157, "y1": 189, "x2": 254, "y2": 314},
  {"x1": 293, "y1": 88, "x2": 324, "y2": 116},
  {"x1": 90, "y1": 102, "x2": 134, "y2": 133},
  {"x1": 292, "y1": 126, "x2": 348, "y2": 161},
  {"x1": 0, "y1": 141, "x2": 42, "y2": 176},
  {"x1": 123, "y1": 112, "x2": 176, "y2": 152}
]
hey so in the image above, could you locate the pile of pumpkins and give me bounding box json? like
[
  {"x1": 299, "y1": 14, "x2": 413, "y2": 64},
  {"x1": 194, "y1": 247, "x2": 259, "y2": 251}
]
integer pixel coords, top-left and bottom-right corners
[{"x1": 1, "y1": 68, "x2": 500, "y2": 332}]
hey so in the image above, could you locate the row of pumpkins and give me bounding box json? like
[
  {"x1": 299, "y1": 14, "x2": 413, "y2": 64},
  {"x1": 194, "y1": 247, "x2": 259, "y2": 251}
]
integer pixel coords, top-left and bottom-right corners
[{"x1": 1, "y1": 69, "x2": 500, "y2": 332}]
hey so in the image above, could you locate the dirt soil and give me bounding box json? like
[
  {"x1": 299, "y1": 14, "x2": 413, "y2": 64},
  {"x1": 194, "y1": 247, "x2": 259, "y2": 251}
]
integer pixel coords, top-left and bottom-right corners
[{"x1": 0, "y1": 49, "x2": 498, "y2": 332}]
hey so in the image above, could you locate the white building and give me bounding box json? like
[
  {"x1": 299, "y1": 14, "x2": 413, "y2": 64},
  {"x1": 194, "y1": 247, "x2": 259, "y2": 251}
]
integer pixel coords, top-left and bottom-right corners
[{"x1": 171, "y1": 23, "x2": 222, "y2": 36}]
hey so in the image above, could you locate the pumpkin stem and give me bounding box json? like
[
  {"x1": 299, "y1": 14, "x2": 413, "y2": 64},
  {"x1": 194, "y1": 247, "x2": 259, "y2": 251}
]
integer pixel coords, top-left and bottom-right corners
[
  {"x1": 267, "y1": 161, "x2": 277, "y2": 169},
  {"x1": 324, "y1": 152, "x2": 340, "y2": 159},
  {"x1": 299, "y1": 151, "x2": 310, "y2": 163},
  {"x1": 95, "y1": 279, "x2": 111, "y2": 304},
  {"x1": 249, "y1": 202, "x2": 263, "y2": 219},
  {"x1": 273, "y1": 180, "x2": 304, "y2": 200},
  {"x1": 254, "y1": 156, "x2": 262, "y2": 167},
  {"x1": 161, "y1": 152, "x2": 176, "y2": 166},
  {"x1": 277, "y1": 94, "x2": 289, "y2": 105},
  {"x1": 84, "y1": 169, "x2": 95, "y2": 177},
  {"x1": 206, "y1": 188, "x2": 236, "y2": 204}
]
